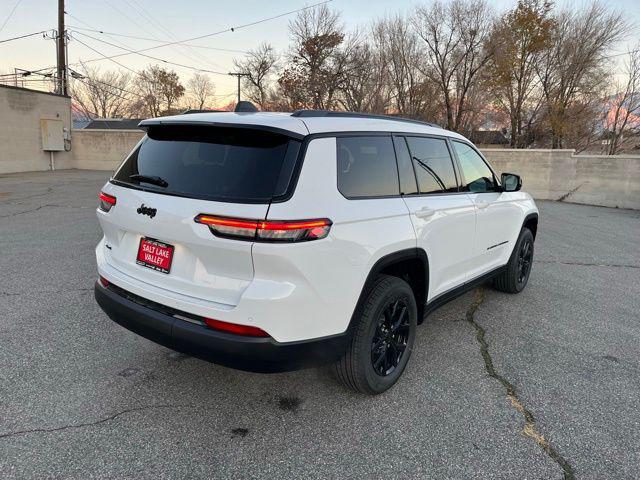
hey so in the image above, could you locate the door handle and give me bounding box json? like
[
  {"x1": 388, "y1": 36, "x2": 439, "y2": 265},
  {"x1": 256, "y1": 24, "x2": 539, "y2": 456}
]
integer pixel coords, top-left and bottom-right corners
[
  {"x1": 476, "y1": 201, "x2": 489, "y2": 209},
  {"x1": 416, "y1": 207, "x2": 435, "y2": 219}
]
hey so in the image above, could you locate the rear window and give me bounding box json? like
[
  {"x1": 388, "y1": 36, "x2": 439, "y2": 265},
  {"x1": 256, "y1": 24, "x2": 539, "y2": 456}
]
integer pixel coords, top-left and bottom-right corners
[{"x1": 113, "y1": 125, "x2": 301, "y2": 203}]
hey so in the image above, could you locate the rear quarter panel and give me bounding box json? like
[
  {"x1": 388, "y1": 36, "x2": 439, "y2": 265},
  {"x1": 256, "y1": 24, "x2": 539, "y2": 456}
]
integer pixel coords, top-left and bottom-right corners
[{"x1": 256, "y1": 137, "x2": 416, "y2": 340}]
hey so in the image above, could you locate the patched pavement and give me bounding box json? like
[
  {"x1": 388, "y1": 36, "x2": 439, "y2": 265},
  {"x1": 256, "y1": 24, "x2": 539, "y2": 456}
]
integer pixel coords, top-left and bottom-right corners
[{"x1": 1, "y1": 170, "x2": 639, "y2": 479}]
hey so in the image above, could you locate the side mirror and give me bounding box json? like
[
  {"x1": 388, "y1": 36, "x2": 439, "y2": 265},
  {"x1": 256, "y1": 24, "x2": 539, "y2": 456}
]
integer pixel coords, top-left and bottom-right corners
[{"x1": 501, "y1": 173, "x2": 522, "y2": 192}]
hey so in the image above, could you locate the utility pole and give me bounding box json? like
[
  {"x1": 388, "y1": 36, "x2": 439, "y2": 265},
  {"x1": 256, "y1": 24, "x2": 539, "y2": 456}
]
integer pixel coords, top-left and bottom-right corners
[
  {"x1": 56, "y1": 0, "x2": 67, "y2": 95},
  {"x1": 228, "y1": 72, "x2": 250, "y2": 104}
]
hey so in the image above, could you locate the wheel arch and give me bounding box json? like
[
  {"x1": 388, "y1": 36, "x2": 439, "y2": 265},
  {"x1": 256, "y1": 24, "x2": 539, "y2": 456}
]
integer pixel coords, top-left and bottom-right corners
[
  {"x1": 347, "y1": 248, "x2": 430, "y2": 333},
  {"x1": 522, "y1": 212, "x2": 539, "y2": 239}
]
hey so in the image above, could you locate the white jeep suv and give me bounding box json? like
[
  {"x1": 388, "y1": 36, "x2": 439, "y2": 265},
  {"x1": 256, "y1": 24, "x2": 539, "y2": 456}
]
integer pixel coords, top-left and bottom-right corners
[{"x1": 94, "y1": 108, "x2": 538, "y2": 394}]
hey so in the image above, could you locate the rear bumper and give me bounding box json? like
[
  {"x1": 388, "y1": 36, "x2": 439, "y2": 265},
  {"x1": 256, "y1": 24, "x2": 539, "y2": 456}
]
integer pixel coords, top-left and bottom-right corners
[{"x1": 94, "y1": 281, "x2": 348, "y2": 373}]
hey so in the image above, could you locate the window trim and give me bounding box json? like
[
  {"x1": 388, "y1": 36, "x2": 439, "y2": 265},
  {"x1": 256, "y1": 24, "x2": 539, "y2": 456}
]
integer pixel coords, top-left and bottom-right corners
[
  {"x1": 336, "y1": 133, "x2": 402, "y2": 200},
  {"x1": 401, "y1": 134, "x2": 461, "y2": 196},
  {"x1": 449, "y1": 139, "x2": 502, "y2": 194},
  {"x1": 109, "y1": 129, "x2": 495, "y2": 205},
  {"x1": 391, "y1": 135, "x2": 418, "y2": 196}
]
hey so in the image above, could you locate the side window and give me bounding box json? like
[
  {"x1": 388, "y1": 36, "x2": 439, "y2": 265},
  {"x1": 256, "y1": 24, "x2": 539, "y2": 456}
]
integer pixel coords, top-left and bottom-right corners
[
  {"x1": 337, "y1": 136, "x2": 399, "y2": 198},
  {"x1": 452, "y1": 141, "x2": 497, "y2": 193},
  {"x1": 392, "y1": 136, "x2": 418, "y2": 195},
  {"x1": 406, "y1": 137, "x2": 458, "y2": 194}
]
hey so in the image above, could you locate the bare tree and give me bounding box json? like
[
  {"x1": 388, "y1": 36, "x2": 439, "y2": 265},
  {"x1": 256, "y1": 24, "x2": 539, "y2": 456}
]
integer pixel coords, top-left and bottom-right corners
[
  {"x1": 233, "y1": 43, "x2": 278, "y2": 110},
  {"x1": 187, "y1": 73, "x2": 215, "y2": 110},
  {"x1": 488, "y1": 0, "x2": 555, "y2": 146},
  {"x1": 412, "y1": 0, "x2": 494, "y2": 131},
  {"x1": 372, "y1": 15, "x2": 434, "y2": 119},
  {"x1": 135, "y1": 65, "x2": 185, "y2": 116},
  {"x1": 336, "y1": 36, "x2": 389, "y2": 113},
  {"x1": 277, "y1": 4, "x2": 346, "y2": 110},
  {"x1": 604, "y1": 45, "x2": 640, "y2": 154},
  {"x1": 72, "y1": 65, "x2": 132, "y2": 119},
  {"x1": 537, "y1": 1, "x2": 628, "y2": 148}
]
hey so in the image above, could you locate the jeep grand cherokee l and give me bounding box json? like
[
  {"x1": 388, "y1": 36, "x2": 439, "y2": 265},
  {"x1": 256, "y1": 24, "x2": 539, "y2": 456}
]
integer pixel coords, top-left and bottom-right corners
[{"x1": 94, "y1": 109, "x2": 538, "y2": 394}]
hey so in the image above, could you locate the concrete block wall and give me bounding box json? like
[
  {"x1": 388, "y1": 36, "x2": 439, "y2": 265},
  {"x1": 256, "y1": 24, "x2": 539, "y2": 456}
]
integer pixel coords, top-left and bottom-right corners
[
  {"x1": 71, "y1": 129, "x2": 144, "y2": 171},
  {"x1": 483, "y1": 149, "x2": 640, "y2": 210},
  {"x1": 0, "y1": 85, "x2": 74, "y2": 173}
]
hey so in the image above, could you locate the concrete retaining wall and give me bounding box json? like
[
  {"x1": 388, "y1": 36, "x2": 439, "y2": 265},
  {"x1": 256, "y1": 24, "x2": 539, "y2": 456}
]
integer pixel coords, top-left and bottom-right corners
[
  {"x1": 0, "y1": 85, "x2": 74, "y2": 173},
  {"x1": 483, "y1": 149, "x2": 640, "y2": 210},
  {"x1": 71, "y1": 129, "x2": 144, "y2": 171}
]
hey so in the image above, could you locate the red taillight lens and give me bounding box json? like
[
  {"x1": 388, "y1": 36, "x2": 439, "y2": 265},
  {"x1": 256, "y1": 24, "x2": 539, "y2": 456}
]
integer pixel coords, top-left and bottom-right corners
[
  {"x1": 204, "y1": 318, "x2": 270, "y2": 337},
  {"x1": 99, "y1": 192, "x2": 117, "y2": 212},
  {"x1": 195, "y1": 215, "x2": 332, "y2": 242},
  {"x1": 98, "y1": 275, "x2": 110, "y2": 287}
]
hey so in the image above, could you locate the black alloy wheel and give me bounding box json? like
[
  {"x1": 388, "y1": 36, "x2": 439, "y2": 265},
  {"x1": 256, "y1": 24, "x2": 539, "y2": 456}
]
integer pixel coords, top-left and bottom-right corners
[
  {"x1": 517, "y1": 237, "x2": 533, "y2": 286},
  {"x1": 371, "y1": 298, "x2": 411, "y2": 376},
  {"x1": 334, "y1": 274, "x2": 417, "y2": 394}
]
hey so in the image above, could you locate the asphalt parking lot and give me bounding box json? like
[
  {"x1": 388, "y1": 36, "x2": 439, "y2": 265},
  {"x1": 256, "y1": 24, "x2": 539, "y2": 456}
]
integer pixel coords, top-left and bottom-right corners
[{"x1": 1, "y1": 170, "x2": 639, "y2": 479}]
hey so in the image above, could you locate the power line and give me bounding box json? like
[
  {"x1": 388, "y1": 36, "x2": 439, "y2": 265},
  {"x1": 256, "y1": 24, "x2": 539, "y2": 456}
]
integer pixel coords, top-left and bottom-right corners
[
  {"x1": 66, "y1": 0, "x2": 332, "y2": 65},
  {"x1": 0, "y1": 29, "x2": 51, "y2": 44},
  {"x1": 71, "y1": 35, "x2": 147, "y2": 77},
  {"x1": 68, "y1": 68, "x2": 145, "y2": 98},
  {"x1": 69, "y1": 37, "x2": 237, "y2": 103},
  {"x1": 102, "y1": 0, "x2": 222, "y2": 72},
  {"x1": 0, "y1": 0, "x2": 23, "y2": 35},
  {"x1": 67, "y1": 26, "x2": 247, "y2": 54},
  {"x1": 71, "y1": 30, "x2": 229, "y2": 76},
  {"x1": 602, "y1": 48, "x2": 640, "y2": 60},
  {"x1": 121, "y1": 0, "x2": 225, "y2": 71},
  {"x1": 27, "y1": 1, "x2": 332, "y2": 78}
]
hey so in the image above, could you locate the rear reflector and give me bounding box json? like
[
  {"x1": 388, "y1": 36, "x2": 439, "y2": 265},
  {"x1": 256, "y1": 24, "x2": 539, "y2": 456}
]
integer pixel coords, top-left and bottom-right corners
[
  {"x1": 98, "y1": 275, "x2": 110, "y2": 287},
  {"x1": 99, "y1": 191, "x2": 117, "y2": 212},
  {"x1": 195, "y1": 215, "x2": 332, "y2": 242},
  {"x1": 204, "y1": 318, "x2": 270, "y2": 337}
]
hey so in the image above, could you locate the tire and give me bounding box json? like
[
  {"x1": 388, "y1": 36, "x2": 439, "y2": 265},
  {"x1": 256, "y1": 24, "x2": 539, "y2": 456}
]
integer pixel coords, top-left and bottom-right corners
[
  {"x1": 334, "y1": 274, "x2": 417, "y2": 395},
  {"x1": 493, "y1": 227, "x2": 534, "y2": 294}
]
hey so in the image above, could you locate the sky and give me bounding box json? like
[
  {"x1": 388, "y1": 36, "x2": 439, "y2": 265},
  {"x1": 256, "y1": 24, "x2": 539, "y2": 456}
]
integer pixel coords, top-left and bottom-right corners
[{"x1": 1, "y1": 0, "x2": 639, "y2": 105}]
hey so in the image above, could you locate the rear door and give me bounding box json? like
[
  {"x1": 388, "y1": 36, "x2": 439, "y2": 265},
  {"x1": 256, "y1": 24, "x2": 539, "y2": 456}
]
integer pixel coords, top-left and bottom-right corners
[
  {"x1": 97, "y1": 124, "x2": 300, "y2": 307},
  {"x1": 396, "y1": 135, "x2": 476, "y2": 301}
]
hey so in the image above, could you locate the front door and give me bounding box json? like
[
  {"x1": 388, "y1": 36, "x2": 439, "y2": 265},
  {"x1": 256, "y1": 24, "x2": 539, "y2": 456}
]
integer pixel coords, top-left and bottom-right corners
[{"x1": 450, "y1": 140, "x2": 522, "y2": 279}]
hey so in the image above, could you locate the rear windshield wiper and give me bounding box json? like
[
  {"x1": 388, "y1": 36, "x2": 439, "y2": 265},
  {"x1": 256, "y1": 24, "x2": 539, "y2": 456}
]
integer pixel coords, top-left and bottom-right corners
[{"x1": 129, "y1": 174, "x2": 168, "y2": 188}]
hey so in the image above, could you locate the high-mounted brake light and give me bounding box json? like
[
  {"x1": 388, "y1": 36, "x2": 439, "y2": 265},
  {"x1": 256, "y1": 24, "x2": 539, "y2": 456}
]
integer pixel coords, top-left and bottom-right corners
[
  {"x1": 99, "y1": 191, "x2": 117, "y2": 212},
  {"x1": 204, "y1": 318, "x2": 270, "y2": 337},
  {"x1": 194, "y1": 215, "x2": 332, "y2": 242}
]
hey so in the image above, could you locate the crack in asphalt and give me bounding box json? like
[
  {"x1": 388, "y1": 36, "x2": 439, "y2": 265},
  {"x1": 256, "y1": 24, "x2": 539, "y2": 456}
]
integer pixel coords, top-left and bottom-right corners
[
  {"x1": 0, "y1": 204, "x2": 52, "y2": 218},
  {"x1": 0, "y1": 287, "x2": 93, "y2": 296},
  {"x1": 0, "y1": 204, "x2": 92, "y2": 218},
  {"x1": 466, "y1": 288, "x2": 575, "y2": 480},
  {"x1": 0, "y1": 404, "x2": 192, "y2": 439},
  {"x1": 0, "y1": 187, "x2": 55, "y2": 205},
  {"x1": 536, "y1": 259, "x2": 640, "y2": 270}
]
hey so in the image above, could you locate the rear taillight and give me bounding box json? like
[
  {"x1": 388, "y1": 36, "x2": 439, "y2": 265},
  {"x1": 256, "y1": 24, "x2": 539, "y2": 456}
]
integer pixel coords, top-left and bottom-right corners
[
  {"x1": 195, "y1": 215, "x2": 332, "y2": 242},
  {"x1": 204, "y1": 318, "x2": 270, "y2": 337},
  {"x1": 99, "y1": 192, "x2": 117, "y2": 212}
]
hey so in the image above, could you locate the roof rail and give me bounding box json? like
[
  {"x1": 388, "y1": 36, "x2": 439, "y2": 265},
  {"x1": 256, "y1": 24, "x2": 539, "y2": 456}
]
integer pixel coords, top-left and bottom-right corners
[
  {"x1": 290, "y1": 110, "x2": 441, "y2": 128},
  {"x1": 181, "y1": 109, "x2": 224, "y2": 114}
]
